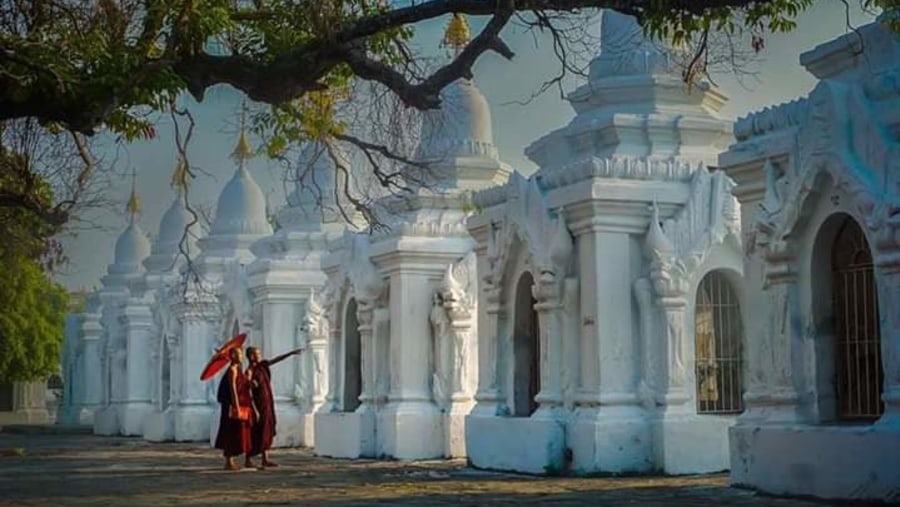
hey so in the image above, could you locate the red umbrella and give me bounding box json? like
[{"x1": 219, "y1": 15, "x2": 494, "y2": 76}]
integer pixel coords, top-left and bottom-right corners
[{"x1": 200, "y1": 333, "x2": 247, "y2": 381}]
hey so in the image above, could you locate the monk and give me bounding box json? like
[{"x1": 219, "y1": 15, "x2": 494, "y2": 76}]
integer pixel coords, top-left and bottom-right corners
[
  {"x1": 246, "y1": 346, "x2": 304, "y2": 468},
  {"x1": 214, "y1": 347, "x2": 252, "y2": 470}
]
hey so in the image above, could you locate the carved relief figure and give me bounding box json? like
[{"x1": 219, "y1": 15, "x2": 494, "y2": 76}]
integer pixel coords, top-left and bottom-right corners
[{"x1": 430, "y1": 293, "x2": 451, "y2": 409}]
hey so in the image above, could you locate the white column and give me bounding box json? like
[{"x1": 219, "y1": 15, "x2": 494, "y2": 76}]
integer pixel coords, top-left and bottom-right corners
[
  {"x1": 120, "y1": 301, "x2": 154, "y2": 435},
  {"x1": 255, "y1": 290, "x2": 306, "y2": 447},
  {"x1": 388, "y1": 269, "x2": 434, "y2": 404},
  {"x1": 573, "y1": 227, "x2": 600, "y2": 405},
  {"x1": 875, "y1": 262, "x2": 900, "y2": 426},
  {"x1": 258, "y1": 296, "x2": 299, "y2": 402},
  {"x1": 532, "y1": 273, "x2": 565, "y2": 411},
  {"x1": 172, "y1": 301, "x2": 217, "y2": 441},
  {"x1": 595, "y1": 232, "x2": 640, "y2": 406},
  {"x1": 378, "y1": 263, "x2": 443, "y2": 459},
  {"x1": 79, "y1": 312, "x2": 103, "y2": 424},
  {"x1": 566, "y1": 223, "x2": 651, "y2": 473}
]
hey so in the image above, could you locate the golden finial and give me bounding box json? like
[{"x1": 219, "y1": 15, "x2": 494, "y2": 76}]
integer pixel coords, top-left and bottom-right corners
[
  {"x1": 230, "y1": 104, "x2": 253, "y2": 166},
  {"x1": 441, "y1": 13, "x2": 471, "y2": 55},
  {"x1": 171, "y1": 156, "x2": 190, "y2": 192},
  {"x1": 126, "y1": 169, "x2": 140, "y2": 219}
]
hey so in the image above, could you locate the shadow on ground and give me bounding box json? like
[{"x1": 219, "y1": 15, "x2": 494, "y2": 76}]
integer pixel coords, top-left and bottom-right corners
[{"x1": 0, "y1": 431, "x2": 852, "y2": 507}]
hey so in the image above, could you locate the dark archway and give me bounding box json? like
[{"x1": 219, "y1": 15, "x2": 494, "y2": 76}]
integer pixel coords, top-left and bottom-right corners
[
  {"x1": 160, "y1": 339, "x2": 171, "y2": 410},
  {"x1": 512, "y1": 272, "x2": 540, "y2": 417},
  {"x1": 829, "y1": 215, "x2": 883, "y2": 421},
  {"x1": 694, "y1": 271, "x2": 744, "y2": 414},
  {"x1": 342, "y1": 298, "x2": 362, "y2": 412},
  {"x1": 0, "y1": 383, "x2": 13, "y2": 411}
]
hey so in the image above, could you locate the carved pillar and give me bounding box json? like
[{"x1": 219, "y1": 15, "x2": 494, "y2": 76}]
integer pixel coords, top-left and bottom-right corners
[
  {"x1": 532, "y1": 272, "x2": 565, "y2": 409},
  {"x1": 80, "y1": 311, "x2": 103, "y2": 417},
  {"x1": 648, "y1": 260, "x2": 689, "y2": 406},
  {"x1": 744, "y1": 246, "x2": 802, "y2": 419},
  {"x1": 166, "y1": 335, "x2": 181, "y2": 408},
  {"x1": 633, "y1": 277, "x2": 661, "y2": 406},
  {"x1": 475, "y1": 283, "x2": 503, "y2": 408},
  {"x1": 356, "y1": 297, "x2": 378, "y2": 411},
  {"x1": 570, "y1": 223, "x2": 600, "y2": 405},
  {"x1": 171, "y1": 296, "x2": 218, "y2": 441},
  {"x1": 308, "y1": 332, "x2": 329, "y2": 409},
  {"x1": 386, "y1": 268, "x2": 435, "y2": 406},
  {"x1": 149, "y1": 338, "x2": 160, "y2": 409},
  {"x1": 176, "y1": 303, "x2": 217, "y2": 405},
  {"x1": 255, "y1": 291, "x2": 301, "y2": 403},
  {"x1": 875, "y1": 254, "x2": 900, "y2": 426}
]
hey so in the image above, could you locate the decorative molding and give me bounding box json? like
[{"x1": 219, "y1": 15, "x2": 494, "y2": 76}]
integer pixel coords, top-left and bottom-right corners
[
  {"x1": 733, "y1": 98, "x2": 808, "y2": 142},
  {"x1": 472, "y1": 157, "x2": 706, "y2": 210},
  {"x1": 746, "y1": 78, "x2": 900, "y2": 280}
]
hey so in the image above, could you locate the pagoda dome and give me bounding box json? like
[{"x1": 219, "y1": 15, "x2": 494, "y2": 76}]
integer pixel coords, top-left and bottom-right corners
[
  {"x1": 417, "y1": 79, "x2": 498, "y2": 160},
  {"x1": 209, "y1": 165, "x2": 272, "y2": 237},
  {"x1": 155, "y1": 195, "x2": 196, "y2": 255},
  {"x1": 112, "y1": 222, "x2": 151, "y2": 272}
]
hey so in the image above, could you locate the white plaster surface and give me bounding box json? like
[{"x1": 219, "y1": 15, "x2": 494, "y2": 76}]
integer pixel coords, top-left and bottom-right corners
[
  {"x1": 465, "y1": 414, "x2": 566, "y2": 474},
  {"x1": 314, "y1": 411, "x2": 375, "y2": 458},
  {"x1": 142, "y1": 410, "x2": 174, "y2": 442},
  {"x1": 730, "y1": 424, "x2": 900, "y2": 502}
]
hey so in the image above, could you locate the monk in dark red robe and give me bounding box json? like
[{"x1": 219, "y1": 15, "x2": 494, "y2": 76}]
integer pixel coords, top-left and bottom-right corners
[
  {"x1": 214, "y1": 348, "x2": 252, "y2": 470},
  {"x1": 246, "y1": 346, "x2": 303, "y2": 468}
]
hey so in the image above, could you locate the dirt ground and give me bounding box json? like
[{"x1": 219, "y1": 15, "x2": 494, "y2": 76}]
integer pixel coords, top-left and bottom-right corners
[{"x1": 0, "y1": 430, "x2": 854, "y2": 506}]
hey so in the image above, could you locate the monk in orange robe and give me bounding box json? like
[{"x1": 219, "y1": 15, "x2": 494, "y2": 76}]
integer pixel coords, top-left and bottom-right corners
[
  {"x1": 246, "y1": 346, "x2": 303, "y2": 468},
  {"x1": 214, "y1": 348, "x2": 252, "y2": 470}
]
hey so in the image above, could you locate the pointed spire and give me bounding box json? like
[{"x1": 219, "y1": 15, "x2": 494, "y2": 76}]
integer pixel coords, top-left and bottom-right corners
[
  {"x1": 441, "y1": 13, "x2": 471, "y2": 55},
  {"x1": 230, "y1": 103, "x2": 253, "y2": 168},
  {"x1": 126, "y1": 168, "x2": 140, "y2": 222}
]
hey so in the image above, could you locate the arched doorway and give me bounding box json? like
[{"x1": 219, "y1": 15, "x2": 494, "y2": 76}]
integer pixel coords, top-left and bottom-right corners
[
  {"x1": 695, "y1": 271, "x2": 744, "y2": 414},
  {"x1": 342, "y1": 298, "x2": 362, "y2": 412},
  {"x1": 830, "y1": 216, "x2": 883, "y2": 421},
  {"x1": 512, "y1": 272, "x2": 540, "y2": 417}
]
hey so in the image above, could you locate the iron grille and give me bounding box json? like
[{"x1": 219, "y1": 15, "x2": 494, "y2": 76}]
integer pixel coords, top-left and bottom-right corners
[
  {"x1": 695, "y1": 271, "x2": 744, "y2": 415},
  {"x1": 832, "y1": 218, "x2": 884, "y2": 421}
]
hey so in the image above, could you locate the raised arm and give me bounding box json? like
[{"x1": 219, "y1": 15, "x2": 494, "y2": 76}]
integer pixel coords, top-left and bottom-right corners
[{"x1": 267, "y1": 347, "x2": 305, "y2": 367}]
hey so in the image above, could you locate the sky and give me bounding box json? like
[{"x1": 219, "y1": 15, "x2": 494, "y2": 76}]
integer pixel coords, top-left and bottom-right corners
[{"x1": 54, "y1": 1, "x2": 876, "y2": 291}]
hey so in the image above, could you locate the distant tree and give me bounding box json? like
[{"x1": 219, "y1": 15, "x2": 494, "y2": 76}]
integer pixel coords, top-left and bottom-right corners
[{"x1": 0, "y1": 256, "x2": 68, "y2": 384}]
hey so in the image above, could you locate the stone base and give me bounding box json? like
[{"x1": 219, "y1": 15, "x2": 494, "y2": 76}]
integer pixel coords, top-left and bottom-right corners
[
  {"x1": 271, "y1": 405, "x2": 304, "y2": 448},
  {"x1": 120, "y1": 402, "x2": 154, "y2": 436},
  {"x1": 568, "y1": 406, "x2": 653, "y2": 474},
  {"x1": 656, "y1": 412, "x2": 733, "y2": 474},
  {"x1": 173, "y1": 404, "x2": 214, "y2": 442},
  {"x1": 730, "y1": 422, "x2": 900, "y2": 502},
  {"x1": 444, "y1": 410, "x2": 469, "y2": 458},
  {"x1": 466, "y1": 412, "x2": 566, "y2": 474},
  {"x1": 314, "y1": 410, "x2": 375, "y2": 458},
  {"x1": 297, "y1": 411, "x2": 316, "y2": 448},
  {"x1": 377, "y1": 401, "x2": 443, "y2": 460},
  {"x1": 93, "y1": 406, "x2": 119, "y2": 435},
  {"x1": 143, "y1": 409, "x2": 174, "y2": 442}
]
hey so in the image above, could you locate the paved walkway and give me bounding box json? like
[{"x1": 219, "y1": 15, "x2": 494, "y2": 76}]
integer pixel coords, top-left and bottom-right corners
[{"x1": 0, "y1": 431, "x2": 851, "y2": 506}]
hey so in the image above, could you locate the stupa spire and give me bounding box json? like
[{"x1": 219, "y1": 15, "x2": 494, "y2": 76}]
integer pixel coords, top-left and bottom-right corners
[
  {"x1": 230, "y1": 103, "x2": 253, "y2": 169},
  {"x1": 441, "y1": 13, "x2": 471, "y2": 55},
  {"x1": 125, "y1": 168, "x2": 140, "y2": 223}
]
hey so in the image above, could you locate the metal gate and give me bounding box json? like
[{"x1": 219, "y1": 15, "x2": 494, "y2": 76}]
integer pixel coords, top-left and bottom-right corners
[
  {"x1": 832, "y1": 217, "x2": 883, "y2": 421},
  {"x1": 695, "y1": 271, "x2": 744, "y2": 414}
]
